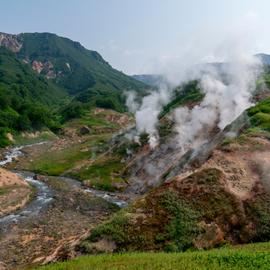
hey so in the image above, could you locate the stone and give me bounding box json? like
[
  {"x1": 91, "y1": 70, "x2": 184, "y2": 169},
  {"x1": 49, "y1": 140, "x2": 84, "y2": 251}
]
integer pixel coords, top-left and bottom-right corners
[
  {"x1": 111, "y1": 182, "x2": 127, "y2": 191},
  {"x1": 79, "y1": 126, "x2": 92, "y2": 135},
  {"x1": 0, "y1": 261, "x2": 7, "y2": 270},
  {"x1": 34, "y1": 174, "x2": 48, "y2": 182}
]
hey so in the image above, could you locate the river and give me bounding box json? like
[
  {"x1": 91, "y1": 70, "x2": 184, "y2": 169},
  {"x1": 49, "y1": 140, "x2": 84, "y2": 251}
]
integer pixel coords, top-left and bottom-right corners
[{"x1": 0, "y1": 143, "x2": 53, "y2": 230}]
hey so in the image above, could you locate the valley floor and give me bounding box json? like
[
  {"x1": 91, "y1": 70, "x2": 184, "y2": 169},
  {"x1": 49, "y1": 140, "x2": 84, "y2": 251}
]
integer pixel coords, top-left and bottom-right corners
[{"x1": 33, "y1": 242, "x2": 270, "y2": 270}]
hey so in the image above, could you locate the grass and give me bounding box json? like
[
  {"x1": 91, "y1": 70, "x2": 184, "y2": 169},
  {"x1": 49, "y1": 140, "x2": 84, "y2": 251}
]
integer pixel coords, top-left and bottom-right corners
[
  {"x1": 24, "y1": 118, "x2": 109, "y2": 174},
  {"x1": 33, "y1": 242, "x2": 270, "y2": 270},
  {"x1": 83, "y1": 168, "x2": 270, "y2": 252},
  {"x1": 71, "y1": 155, "x2": 126, "y2": 191},
  {"x1": 25, "y1": 133, "x2": 127, "y2": 190},
  {"x1": 161, "y1": 192, "x2": 200, "y2": 252},
  {"x1": 221, "y1": 96, "x2": 270, "y2": 150},
  {"x1": 88, "y1": 210, "x2": 130, "y2": 245},
  {"x1": 13, "y1": 130, "x2": 58, "y2": 146},
  {"x1": 0, "y1": 187, "x2": 9, "y2": 195},
  {"x1": 248, "y1": 97, "x2": 270, "y2": 132},
  {"x1": 82, "y1": 188, "x2": 201, "y2": 253},
  {"x1": 65, "y1": 112, "x2": 119, "y2": 130},
  {"x1": 159, "y1": 81, "x2": 204, "y2": 119},
  {"x1": 27, "y1": 142, "x2": 93, "y2": 176}
]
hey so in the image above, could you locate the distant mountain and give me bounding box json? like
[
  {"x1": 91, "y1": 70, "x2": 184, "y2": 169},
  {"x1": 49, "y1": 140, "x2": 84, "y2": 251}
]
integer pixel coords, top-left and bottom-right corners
[
  {"x1": 0, "y1": 32, "x2": 147, "y2": 112},
  {"x1": 132, "y1": 74, "x2": 165, "y2": 87},
  {"x1": 256, "y1": 53, "x2": 270, "y2": 66}
]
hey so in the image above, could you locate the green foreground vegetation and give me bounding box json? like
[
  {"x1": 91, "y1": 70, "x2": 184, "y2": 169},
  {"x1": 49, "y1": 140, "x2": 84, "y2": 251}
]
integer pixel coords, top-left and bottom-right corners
[{"x1": 34, "y1": 242, "x2": 270, "y2": 270}]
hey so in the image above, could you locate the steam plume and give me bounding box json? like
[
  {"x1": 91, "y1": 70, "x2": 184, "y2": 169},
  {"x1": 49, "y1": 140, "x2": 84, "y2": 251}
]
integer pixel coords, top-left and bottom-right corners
[
  {"x1": 174, "y1": 54, "x2": 262, "y2": 151},
  {"x1": 127, "y1": 44, "x2": 262, "y2": 150}
]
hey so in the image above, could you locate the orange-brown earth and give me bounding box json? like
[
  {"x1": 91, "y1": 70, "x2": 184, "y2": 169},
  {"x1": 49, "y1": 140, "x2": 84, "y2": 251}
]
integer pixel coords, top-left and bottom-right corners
[{"x1": 0, "y1": 168, "x2": 31, "y2": 217}]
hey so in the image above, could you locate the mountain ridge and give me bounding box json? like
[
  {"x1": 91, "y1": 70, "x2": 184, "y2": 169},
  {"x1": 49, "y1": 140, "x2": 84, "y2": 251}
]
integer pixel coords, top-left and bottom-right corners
[
  {"x1": 0, "y1": 31, "x2": 148, "y2": 146},
  {"x1": 0, "y1": 31, "x2": 147, "y2": 95}
]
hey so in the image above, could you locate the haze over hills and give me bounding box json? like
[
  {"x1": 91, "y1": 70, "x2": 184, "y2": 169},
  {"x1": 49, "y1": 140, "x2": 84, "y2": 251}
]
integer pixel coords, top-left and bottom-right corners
[
  {"x1": 132, "y1": 74, "x2": 165, "y2": 87},
  {"x1": 132, "y1": 54, "x2": 270, "y2": 87},
  {"x1": 256, "y1": 53, "x2": 270, "y2": 66},
  {"x1": 3, "y1": 1, "x2": 270, "y2": 269}
]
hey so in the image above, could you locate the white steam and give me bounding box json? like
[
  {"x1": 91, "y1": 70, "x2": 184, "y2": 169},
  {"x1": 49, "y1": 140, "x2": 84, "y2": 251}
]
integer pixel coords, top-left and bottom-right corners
[
  {"x1": 134, "y1": 85, "x2": 172, "y2": 148},
  {"x1": 126, "y1": 44, "x2": 262, "y2": 150},
  {"x1": 174, "y1": 54, "x2": 262, "y2": 151},
  {"x1": 124, "y1": 91, "x2": 139, "y2": 113}
]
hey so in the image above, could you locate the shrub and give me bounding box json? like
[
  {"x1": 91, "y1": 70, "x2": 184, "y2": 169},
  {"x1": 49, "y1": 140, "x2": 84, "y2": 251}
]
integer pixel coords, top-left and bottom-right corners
[
  {"x1": 89, "y1": 211, "x2": 129, "y2": 245},
  {"x1": 161, "y1": 192, "x2": 200, "y2": 251}
]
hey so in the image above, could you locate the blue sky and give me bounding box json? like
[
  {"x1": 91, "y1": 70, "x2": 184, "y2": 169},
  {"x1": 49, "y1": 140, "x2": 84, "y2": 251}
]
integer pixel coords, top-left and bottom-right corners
[{"x1": 1, "y1": 0, "x2": 270, "y2": 74}]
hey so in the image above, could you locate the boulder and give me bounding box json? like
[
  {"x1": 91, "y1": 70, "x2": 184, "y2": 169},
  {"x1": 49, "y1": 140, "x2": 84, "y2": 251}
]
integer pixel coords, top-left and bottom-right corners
[
  {"x1": 79, "y1": 126, "x2": 92, "y2": 135},
  {"x1": 34, "y1": 174, "x2": 48, "y2": 182},
  {"x1": 0, "y1": 261, "x2": 7, "y2": 270},
  {"x1": 111, "y1": 182, "x2": 127, "y2": 191}
]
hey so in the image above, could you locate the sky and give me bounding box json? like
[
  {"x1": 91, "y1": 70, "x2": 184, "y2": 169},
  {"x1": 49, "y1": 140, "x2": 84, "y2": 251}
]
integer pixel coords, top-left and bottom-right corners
[{"x1": 1, "y1": 0, "x2": 270, "y2": 74}]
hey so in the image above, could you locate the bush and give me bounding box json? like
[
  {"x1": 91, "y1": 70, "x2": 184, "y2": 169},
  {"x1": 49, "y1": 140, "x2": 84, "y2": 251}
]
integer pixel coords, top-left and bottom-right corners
[
  {"x1": 0, "y1": 128, "x2": 10, "y2": 147},
  {"x1": 248, "y1": 98, "x2": 270, "y2": 132},
  {"x1": 159, "y1": 81, "x2": 204, "y2": 118},
  {"x1": 60, "y1": 101, "x2": 85, "y2": 122},
  {"x1": 161, "y1": 192, "x2": 200, "y2": 251},
  {"x1": 89, "y1": 211, "x2": 129, "y2": 245}
]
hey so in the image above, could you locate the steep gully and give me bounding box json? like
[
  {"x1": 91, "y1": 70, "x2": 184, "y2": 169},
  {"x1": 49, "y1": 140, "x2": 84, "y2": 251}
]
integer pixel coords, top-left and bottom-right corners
[{"x1": 126, "y1": 112, "x2": 250, "y2": 193}]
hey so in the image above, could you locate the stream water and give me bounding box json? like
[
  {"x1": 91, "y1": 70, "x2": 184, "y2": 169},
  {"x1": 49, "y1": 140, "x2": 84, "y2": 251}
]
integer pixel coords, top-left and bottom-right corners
[
  {"x1": 58, "y1": 176, "x2": 128, "y2": 207},
  {"x1": 0, "y1": 143, "x2": 53, "y2": 230}
]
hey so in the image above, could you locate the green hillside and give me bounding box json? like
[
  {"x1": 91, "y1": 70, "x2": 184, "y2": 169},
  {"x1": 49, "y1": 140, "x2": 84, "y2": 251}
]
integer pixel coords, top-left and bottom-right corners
[
  {"x1": 0, "y1": 46, "x2": 67, "y2": 105},
  {"x1": 16, "y1": 32, "x2": 147, "y2": 111},
  {"x1": 159, "y1": 80, "x2": 204, "y2": 118},
  {"x1": 0, "y1": 46, "x2": 68, "y2": 146}
]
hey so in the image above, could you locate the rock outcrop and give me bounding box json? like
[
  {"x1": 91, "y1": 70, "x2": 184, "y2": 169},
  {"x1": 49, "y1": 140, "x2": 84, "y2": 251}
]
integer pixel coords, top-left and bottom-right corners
[{"x1": 0, "y1": 32, "x2": 22, "y2": 52}]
